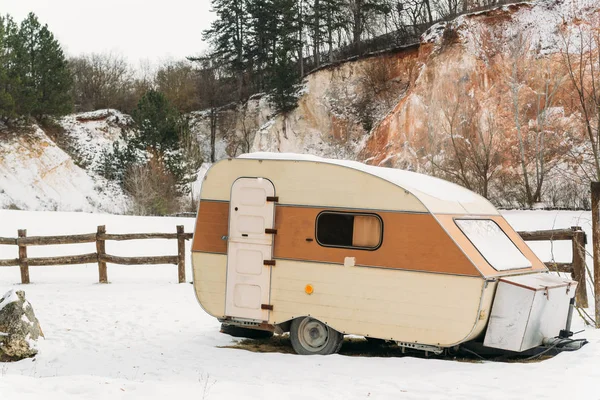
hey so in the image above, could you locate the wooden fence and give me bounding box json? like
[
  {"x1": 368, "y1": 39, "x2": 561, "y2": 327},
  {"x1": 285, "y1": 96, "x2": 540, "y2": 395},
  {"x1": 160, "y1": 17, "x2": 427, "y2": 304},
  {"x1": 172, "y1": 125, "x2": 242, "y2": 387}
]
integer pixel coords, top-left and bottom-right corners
[
  {"x1": 516, "y1": 226, "x2": 588, "y2": 308},
  {"x1": 0, "y1": 225, "x2": 193, "y2": 284},
  {"x1": 0, "y1": 224, "x2": 590, "y2": 303}
]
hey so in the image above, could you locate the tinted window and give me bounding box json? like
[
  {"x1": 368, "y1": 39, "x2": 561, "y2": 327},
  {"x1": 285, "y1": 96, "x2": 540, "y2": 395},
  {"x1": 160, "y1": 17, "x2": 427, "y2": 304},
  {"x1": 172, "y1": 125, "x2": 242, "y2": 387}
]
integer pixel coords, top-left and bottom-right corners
[{"x1": 316, "y1": 212, "x2": 382, "y2": 250}]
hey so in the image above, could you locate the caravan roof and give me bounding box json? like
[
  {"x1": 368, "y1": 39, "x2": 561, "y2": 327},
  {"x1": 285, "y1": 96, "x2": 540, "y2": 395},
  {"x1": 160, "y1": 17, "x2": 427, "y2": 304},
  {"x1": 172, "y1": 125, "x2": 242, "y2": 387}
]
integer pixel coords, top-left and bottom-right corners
[{"x1": 239, "y1": 152, "x2": 498, "y2": 215}]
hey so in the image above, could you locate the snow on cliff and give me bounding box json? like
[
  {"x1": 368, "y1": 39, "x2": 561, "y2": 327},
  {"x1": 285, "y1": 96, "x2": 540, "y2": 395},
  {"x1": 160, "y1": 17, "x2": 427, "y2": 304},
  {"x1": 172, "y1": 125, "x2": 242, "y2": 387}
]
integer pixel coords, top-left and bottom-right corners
[
  {"x1": 0, "y1": 111, "x2": 129, "y2": 213},
  {"x1": 421, "y1": 0, "x2": 599, "y2": 55},
  {"x1": 60, "y1": 109, "x2": 134, "y2": 173}
]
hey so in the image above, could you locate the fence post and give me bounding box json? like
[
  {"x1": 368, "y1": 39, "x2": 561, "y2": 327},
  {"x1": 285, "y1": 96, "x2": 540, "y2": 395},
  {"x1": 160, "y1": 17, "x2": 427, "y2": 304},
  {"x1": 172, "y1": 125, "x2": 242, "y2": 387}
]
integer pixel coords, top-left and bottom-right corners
[
  {"x1": 18, "y1": 229, "x2": 30, "y2": 284},
  {"x1": 96, "y1": 225, "x2": 108, "y2": 283},
  {"x1": 571, "y1": 226, "x2": 588, "y2": 308},
  {"x1": 591, "y1": 182, "x2": 600, "y2": 328},
  {"x1": 177, "y1": 225, "x2": 186, "y2": 284}
]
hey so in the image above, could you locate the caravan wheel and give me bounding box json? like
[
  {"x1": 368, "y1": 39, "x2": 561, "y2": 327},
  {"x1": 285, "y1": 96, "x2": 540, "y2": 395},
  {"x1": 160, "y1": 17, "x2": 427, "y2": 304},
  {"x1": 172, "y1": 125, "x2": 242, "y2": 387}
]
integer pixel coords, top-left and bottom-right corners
[{"x1": 290, "y1": 317, "x2": 343, "y2": 355}]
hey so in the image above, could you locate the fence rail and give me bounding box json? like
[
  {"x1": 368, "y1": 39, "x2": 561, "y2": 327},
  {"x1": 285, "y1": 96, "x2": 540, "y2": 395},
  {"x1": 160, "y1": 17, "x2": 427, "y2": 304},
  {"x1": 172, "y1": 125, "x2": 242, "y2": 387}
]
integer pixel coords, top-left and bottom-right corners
[
  {"x1": 0, "y1": 224, "x2": 590, "y2": 302},
  {"x1": 0, "y1": 225, "x2": 193, "y2": 284},
  {"x1": 516, "y1": 226, "x2": 588, "y2": 308}
]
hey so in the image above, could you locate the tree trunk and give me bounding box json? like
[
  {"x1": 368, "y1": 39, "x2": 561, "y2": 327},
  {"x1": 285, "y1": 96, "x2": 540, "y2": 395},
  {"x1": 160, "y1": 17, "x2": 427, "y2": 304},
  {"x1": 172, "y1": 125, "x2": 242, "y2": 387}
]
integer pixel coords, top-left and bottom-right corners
[
  {"x1": 423, "y1": 0, "x2": 433, "y2": 23},
  {"x1": 511, "y1": 63, "x2": 533, "y2": 206},
  {"x1": 592, "y1": 182, "x2": 600, "y2": 328},
  {"x1": 515, "y1": 112, "x2": 533, "y2": 206},
  {"x1": 313, "y1": 0, "x2": 321, "y2": 67},
  {"x1": 353, "y1": 1, "x2": 362, "y2": 53},
  {"x1": 298, "y1": 0, "x2": 304, "y2": 77},
  {"x1": 327, "y1": 12, "x2": 333, "y2": 61},
  {"x1": 210, "y1": 107, "x2": 217, "y2": 163}
]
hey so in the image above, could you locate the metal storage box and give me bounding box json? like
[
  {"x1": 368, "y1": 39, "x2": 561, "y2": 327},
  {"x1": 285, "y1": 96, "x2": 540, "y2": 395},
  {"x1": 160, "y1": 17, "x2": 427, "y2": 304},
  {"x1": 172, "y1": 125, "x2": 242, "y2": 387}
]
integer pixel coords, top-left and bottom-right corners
[{"x1": 483, "y1": 274, "x2": 577, "y2": 352}]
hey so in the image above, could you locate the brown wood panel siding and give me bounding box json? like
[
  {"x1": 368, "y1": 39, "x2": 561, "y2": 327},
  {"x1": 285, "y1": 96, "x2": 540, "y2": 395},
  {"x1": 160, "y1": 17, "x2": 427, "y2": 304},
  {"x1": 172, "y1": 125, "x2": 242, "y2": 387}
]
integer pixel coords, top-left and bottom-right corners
[
  {"x1": 192, "y1": 200, "x2": 229, "y2": 253},
  {"x1": 273, "y1": 206, "x2": 480, "y2": 276},
  {"x1": 435, "y1": 215, "x2": 547, "y2": 278}
]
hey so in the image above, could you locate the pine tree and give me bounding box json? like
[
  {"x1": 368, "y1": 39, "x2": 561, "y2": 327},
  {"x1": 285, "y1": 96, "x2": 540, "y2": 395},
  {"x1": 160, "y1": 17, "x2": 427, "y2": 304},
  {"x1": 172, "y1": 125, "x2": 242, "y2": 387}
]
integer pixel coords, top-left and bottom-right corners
[
  {"x1": 268, "y1": 0, "x2": 302, "y2": 112},
  {"x1": 307, "y1": 0, "x2": 345, "y2": 65},
  {"x1": 345, "y1": 0, "x2": 388, "y2": 52},
  {"x1": 101, "y1": 90, "x2": 188, "y2": 190},
  {"x1": 203, "y1": 0, "x2": 249, "y2": 99},
  {"x1": 246, "y1": 0, "x2": 275, "y2": 92},
  {"x1": 11, "y1": 13, "x2": 72, "y2": 119},
  {"x1": 269, "y1": 47, "x2": 301, "y2": 112},
  {"x1": 0, "y1": 16, "x2": 16, "y2": 120},
  {"x1": 131, "y1": 90, "x2": 180, "y2": 157}
]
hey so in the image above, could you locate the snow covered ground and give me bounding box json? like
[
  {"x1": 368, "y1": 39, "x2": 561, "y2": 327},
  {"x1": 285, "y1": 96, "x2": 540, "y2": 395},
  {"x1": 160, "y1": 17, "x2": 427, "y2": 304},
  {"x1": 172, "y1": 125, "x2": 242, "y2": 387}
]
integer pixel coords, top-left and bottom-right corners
[{"x1": 0, "y1": 209, "x2": 599, "y2": 399}]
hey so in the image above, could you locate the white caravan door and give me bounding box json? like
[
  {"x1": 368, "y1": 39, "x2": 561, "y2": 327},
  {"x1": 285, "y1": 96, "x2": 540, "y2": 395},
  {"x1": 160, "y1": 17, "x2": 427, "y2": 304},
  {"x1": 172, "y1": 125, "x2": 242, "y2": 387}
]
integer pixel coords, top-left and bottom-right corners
[{"x1": 225, "y1": 177, "x2": 276, "y2": 321}]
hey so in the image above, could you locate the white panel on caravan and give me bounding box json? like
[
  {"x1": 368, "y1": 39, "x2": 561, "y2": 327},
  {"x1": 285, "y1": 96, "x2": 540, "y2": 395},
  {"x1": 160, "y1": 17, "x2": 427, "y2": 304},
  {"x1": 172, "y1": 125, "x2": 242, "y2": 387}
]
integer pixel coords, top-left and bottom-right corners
[{"x1": 225, "y1": 177, "x2": 276, "y2": 322}]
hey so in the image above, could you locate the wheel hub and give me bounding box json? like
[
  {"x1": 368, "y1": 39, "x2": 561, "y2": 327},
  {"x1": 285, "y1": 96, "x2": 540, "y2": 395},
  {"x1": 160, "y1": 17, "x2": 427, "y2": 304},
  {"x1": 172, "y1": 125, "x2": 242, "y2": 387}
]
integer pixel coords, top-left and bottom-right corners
[{"x1": 298, "y1": 318, "x2": 329, "y2": 351}]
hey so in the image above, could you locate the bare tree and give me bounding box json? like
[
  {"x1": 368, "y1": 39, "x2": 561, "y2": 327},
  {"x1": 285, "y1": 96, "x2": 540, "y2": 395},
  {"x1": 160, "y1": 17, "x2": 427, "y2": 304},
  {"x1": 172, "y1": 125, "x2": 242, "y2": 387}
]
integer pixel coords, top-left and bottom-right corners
[
  {"x1": 433, "y1": 0, "x2": 461, "y2": 19},
  {"x1": 429, "y1": 97, "x2": 473, "y2": 190},
  {"x1": 191, "y1": 57, "x2": 234, "y2": 162},
  {"x1": 505, "y1": 32, "x2": 537, "y2": 205},
  {"x1": 422, "y1": 0, "x2": 434, "y2": 23},
  {"x1": 503, "y1": 33, "x2": 570, "y2": 206},
  {"x1": 124, "y1": 159, "x2": 180, "y2": 216},
  {"x1": 226, "y1": 104, "x2": 259, "y2": 156},
  {"x1": 427, "y1": 85, "x2": 503, "y2": 200},
  {"x1": 469, "y1": 112, "x2": 503, "y2": 198},
  {"x1": 386, "y1": 0, "x2": 427, "y2": 38},
  {"x1": 355, "y1": 58, "x2": 400, "y2": 131},
  {"x1": 155, "y1": 61, "x2": 201, "y2": 113},
  {"x1": 69, "y1": 52, "x2": 134, "y2": 112},
  {"x1": 344, "y1": 0, "x2": 388, "y2": 51},
  {"x1": 560, "y1": 17, "x2": 600, "y2": 181},
  {"x1": 528, "y1": 58, "x2": 566, "y2": 201},
  {"x1": 178, "y1": 116, "x2": 204, "y2": 209}
]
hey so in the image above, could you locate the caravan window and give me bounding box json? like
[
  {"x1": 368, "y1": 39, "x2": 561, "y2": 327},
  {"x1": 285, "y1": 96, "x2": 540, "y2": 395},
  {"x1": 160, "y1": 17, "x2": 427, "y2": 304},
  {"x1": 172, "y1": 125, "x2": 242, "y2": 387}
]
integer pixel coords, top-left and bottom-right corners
[
  {"x1": 316, "y1": 212, "x2": 383, "y2": 250},
  {"x1": 455, "y1": 219, "x2": 532, "y2": 271}
]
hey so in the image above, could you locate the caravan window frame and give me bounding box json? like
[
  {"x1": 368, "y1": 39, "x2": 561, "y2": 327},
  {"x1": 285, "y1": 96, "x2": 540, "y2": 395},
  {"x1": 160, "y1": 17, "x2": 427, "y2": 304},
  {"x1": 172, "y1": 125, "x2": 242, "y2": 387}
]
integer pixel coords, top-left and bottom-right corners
[{"x1": 315, "y1": 211, "x2": 383, "y2": 251}]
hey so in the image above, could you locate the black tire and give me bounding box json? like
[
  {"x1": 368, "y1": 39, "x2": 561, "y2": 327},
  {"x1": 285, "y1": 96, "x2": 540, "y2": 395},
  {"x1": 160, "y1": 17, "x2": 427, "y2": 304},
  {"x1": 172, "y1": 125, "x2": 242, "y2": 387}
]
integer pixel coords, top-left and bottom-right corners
[
  {"x1": 290, "y1": 317, "x2": 344, "y2": 355},
  {"x1": 220, "y1": 323, "x2": 274, "y2": 339}
]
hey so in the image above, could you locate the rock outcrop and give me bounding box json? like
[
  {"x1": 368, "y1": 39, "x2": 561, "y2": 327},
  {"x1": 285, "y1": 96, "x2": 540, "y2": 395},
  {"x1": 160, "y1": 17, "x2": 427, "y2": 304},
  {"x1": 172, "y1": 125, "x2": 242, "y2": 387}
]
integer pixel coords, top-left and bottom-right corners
[
  {"x1": 0, "y1": 289, "x2": 44, "y2": 361},
  {"x1": 243, "y1": 0, "x2": 599, "y2": 207}
]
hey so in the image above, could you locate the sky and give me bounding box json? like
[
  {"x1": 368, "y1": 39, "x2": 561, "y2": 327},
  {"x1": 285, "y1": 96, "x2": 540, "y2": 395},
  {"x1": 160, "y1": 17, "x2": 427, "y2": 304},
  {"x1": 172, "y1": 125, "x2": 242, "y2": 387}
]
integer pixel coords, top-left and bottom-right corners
[{"x1": 2, "y1": 0, "x2": 216, "y2": 67}]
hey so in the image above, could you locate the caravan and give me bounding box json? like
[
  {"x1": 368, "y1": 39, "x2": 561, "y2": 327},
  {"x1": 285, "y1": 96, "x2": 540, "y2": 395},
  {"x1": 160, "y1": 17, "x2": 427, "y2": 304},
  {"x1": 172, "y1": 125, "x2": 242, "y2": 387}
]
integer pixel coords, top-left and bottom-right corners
[{"x1": 191, "y1": 153, "x2": 578, "y2": 355}]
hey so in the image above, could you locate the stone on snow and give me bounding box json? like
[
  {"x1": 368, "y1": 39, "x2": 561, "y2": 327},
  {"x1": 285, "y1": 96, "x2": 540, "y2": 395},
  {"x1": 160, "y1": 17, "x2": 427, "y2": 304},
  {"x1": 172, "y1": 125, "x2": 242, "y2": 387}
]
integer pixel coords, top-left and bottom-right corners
[{"x1": 0, "y1": 289, "x2": 44, "y2": 361}]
